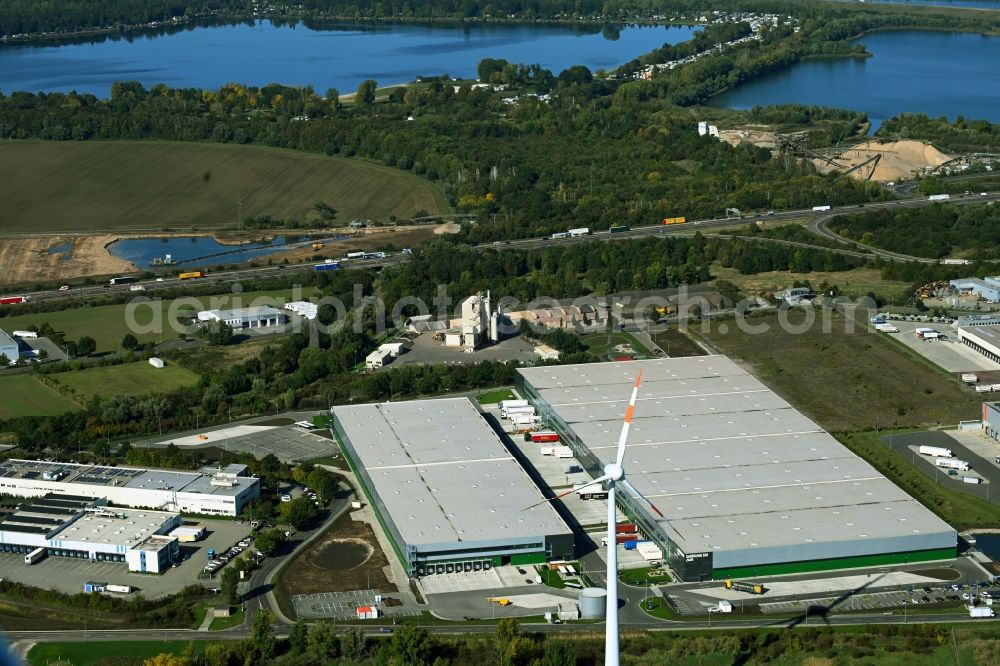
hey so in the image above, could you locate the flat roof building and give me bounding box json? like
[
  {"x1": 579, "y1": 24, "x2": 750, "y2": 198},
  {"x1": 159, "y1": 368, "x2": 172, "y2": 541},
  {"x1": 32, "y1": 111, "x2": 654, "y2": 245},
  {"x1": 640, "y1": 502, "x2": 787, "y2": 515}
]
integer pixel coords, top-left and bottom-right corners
[
  {"x1": 0, "y1": 329, "x2": 19, "y2": 364},
  {"x1": 331, "y1": 398, "x2": 574, "y2": 576},
  {"x1": 0, "y1": 494, "x2": 181, "y2": 572},
  {"x1": 957, "y1": 325, "x2": 1000, "y2": 364},
  {"x1": 950, "y1": 277, "x2": 1000, "y2": 303},
  {"x1": 0, "y1": 460, "x2": 259, "y2": 516},
  {"x1": 197, "y1": 306, "x2": 286, "y2": 329},
  {"x1": 516, "y1": 357, "x2": 956, "y2": 581}
]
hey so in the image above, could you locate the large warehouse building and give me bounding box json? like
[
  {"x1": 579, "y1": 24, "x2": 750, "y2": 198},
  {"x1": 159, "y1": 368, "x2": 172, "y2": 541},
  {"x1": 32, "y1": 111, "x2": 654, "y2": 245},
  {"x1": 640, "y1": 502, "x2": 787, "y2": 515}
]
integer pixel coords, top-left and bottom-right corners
[
  {"x1": 0, "y1": 460, "x2": 259, "y2": 516},
  {"x1": 516, "y1": 357, "x2": 956, "y2": 582},
  {"x1": 331, "y1": 398, "x2": 574, "y2": 576},
  {"x1": 0, "y1": 494, "x2": 181, "y2": 573}
]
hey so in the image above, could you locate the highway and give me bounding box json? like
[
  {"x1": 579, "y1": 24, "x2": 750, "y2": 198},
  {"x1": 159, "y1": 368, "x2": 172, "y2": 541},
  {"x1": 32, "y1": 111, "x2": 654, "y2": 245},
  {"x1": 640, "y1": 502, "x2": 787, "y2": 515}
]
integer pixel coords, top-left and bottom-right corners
[{"x1": 9, "y1": 191, "x2": 1000, "y2": 305}]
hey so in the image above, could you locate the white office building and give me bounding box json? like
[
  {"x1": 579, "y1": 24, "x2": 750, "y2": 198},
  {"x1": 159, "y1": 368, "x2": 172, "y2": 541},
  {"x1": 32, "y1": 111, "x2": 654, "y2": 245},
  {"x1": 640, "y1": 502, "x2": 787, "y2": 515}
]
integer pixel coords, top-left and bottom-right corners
[
  {"x1": 197, "y1": 306, "x2": 286, "y2": 329},
  {"x1": 0, "y1": 494, "x2": 181, "y2": 572},
  {"x1": 0, "y1": 460, "x2": 259, "y2": 517}
]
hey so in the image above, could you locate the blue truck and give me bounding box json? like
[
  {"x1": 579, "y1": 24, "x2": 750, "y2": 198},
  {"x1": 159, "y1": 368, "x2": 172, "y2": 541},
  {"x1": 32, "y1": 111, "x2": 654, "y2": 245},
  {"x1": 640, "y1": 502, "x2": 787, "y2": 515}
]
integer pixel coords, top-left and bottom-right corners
[{"x1": 314, "y1": 261, "x2": 340, "y2": 272}]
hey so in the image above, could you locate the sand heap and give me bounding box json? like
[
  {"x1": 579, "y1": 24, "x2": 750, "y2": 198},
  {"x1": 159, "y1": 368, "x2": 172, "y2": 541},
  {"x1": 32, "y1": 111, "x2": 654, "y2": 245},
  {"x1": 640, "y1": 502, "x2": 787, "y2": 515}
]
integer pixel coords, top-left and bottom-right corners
[{"x1": 814, "y1": 140, "x2": 952, "y2": 182}]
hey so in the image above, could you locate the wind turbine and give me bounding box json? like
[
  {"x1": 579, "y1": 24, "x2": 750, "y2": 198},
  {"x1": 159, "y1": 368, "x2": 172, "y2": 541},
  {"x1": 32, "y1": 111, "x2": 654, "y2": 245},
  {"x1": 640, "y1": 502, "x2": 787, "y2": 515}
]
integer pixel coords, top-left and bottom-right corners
[{"x1": 525, "y1": 369, "x2": 671, "y2": 666}]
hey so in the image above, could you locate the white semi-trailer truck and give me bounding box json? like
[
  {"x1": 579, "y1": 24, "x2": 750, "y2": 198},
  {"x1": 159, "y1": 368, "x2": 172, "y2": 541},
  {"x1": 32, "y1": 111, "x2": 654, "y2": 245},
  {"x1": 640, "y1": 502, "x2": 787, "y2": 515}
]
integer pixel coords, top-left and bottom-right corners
[
  {"x1": 918, "y1": 445, "x2": 953, "y2": 458},
  {"x1": 936, "y1": 458, "x2": 970, "y2": 471}
]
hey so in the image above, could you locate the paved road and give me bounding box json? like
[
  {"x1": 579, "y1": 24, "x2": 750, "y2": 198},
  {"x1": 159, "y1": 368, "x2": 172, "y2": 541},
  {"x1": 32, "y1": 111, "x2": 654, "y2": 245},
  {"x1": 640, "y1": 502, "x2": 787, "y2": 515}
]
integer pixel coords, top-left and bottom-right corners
[
  {"x1": 12, "y1": 191, "x2": 1000, "y2": 304},
  {"x1": 807, "y1": 192, "x2": 1000, "y2": 263}
]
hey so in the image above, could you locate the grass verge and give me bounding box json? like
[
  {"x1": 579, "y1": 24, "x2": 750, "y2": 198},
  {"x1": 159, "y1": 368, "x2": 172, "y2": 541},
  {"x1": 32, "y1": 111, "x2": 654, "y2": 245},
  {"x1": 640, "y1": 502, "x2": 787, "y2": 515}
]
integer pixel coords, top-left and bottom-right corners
[
  {"x1": 476, "y1": 388, "x2": 516, "y2": 404},
  {"x1": 209, "y1": 607, "x2": 245, "y2": 631},
  {"x1": 27, "y1": 640, "x2": 229, "y2": 666},
  {"x1": 620, "y1": 566, "x2": 672, "y2": 586}
]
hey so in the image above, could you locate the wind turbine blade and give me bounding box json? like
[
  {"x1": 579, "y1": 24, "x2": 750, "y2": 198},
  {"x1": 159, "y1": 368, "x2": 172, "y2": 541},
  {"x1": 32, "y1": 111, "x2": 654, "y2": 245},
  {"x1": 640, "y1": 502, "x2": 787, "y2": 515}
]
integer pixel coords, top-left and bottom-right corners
[
  {"x1": 619, "y1": 477, "x2": 685, "y2": 540},
  {"x1": 615, "y1": 370, "x2": 643, "y2": 467},
  {"x1": 620, "y1": 478, "x2": 664, "y2": 519},
  {"x1": 522, "y1": 474, "x2": 612, "y2": 512}
]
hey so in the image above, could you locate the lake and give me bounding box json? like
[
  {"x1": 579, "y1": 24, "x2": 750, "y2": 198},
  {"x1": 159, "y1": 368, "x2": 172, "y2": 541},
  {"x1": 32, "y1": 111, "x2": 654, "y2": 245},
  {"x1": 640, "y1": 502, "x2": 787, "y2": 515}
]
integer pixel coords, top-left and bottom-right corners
[
  {"x1": 109, "y1": 236, "x2": 294, "y2": 268},
  {"x1": 711, "y1": 30, "x2": 1000, "y2": 130},
  {"x1": 0, "y1": 21, "x2": 698, "y2": 97}
]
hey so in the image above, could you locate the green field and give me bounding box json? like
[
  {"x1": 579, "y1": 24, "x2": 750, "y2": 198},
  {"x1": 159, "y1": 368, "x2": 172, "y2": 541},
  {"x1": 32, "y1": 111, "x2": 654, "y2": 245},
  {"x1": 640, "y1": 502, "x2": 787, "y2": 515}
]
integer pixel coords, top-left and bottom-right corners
[
  {"x1": 582, "y1": 332, "x2": 653, "y2": 360},
  {"x1": 27, "y1": 640, "x2": 229, "y2": 666},
  {"x1": 0, "y1": 374, "x2": 81, "y2": 419},
  {"x1": 0, "y1": 288, "x2": 311, "y2": 352},
  {"x1": 50, "y1": 361, "x2": 201, "y2": 401},
  {"x1": 0, "y1": 140, "x2": 450, "y2": 232},
  {"x1": 476, "y1": 388, "x2": 516, "y2": 404},
  {"x1": 699, "y1": 310, "x2": 982, "y2": 432}
]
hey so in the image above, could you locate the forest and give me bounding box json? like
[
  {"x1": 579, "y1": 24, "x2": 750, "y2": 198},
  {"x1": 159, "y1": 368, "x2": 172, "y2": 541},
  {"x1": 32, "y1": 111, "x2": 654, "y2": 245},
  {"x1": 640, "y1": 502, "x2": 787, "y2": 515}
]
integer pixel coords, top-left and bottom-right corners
[
  {"x1": 830, "y1": 204, "x2": 1000, "y2": 261},
  {"x1": 878, "y1": 113, "x2": 1000, "y2": 154}
]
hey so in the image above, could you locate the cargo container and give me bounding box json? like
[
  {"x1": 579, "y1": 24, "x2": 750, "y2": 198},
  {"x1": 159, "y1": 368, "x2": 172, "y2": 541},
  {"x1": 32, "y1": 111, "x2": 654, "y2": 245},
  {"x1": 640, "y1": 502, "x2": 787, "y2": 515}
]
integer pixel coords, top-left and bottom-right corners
[
  {"x1": 11, "y1": 330, "x2": 37, "y2": 338},
  {"x1": 179, "y1": 271, "x2": 205, "y2": 280},
  {"x1": 499, "y1": 400, "x2": 529, "y2": 411},
  {"x1": 717, "y1": 600, "x2": 733, "y2": 613},
  {"x1": 961, "y1": 373, "x2": 979, "y2": 385},
  {"x1": 918, "y1": 445, "x2": 953, "y2": 458},
  {"x1": 129, "y1": 284, "x2": 145, "y2": 291},
  {"x1": 963, "y1": 477, "x2": 982, "y2": 485},
  {"x1": 530, "y1": 431, "x2": 559, "y2": 443},
  {"x1": 24, "y1": 547, "x2": 46, "y2": 565},
  {"x1": 615, "y1": 534, "x2": 638, "y2": 545},
  {"x1": 928, "y1": 194, "x2": 951, "y2": 201},
  {"x1": 615, "y1": 523, "x2": 638, "y2": 534},
  {"x1": 345, "y1": 252, "x2": 366, "y2": 259},
  {"x1": 724, "y1": 580, "x2": 765, "y2": 594},
  {"x1": 936, "y1": 458, "x2": 970, "y2": 471},
  {"x1": 540, "y1": 446, "x2": 558, "y2": 456},
  {"x1": 568, "y1": 228, "x2": 590, "y2": 237},
  {"x1": 812, "y1": 205, "x2": 832, "y2": 212},
  {"x1": 623, "y1": 540, "x2": 638, "y2": 550},
  {"x1": 976, "y1": 385, "x2": 993, "y2": 394},
  {"x1": 0, "y1": 296, "x2": 29, "y2": 305},
  {"x1": 555, "y1": 446, "x2": 574, "y2": 458},
  {"x1": 575, "y1": 483, "x2": 608, "y2": 500},
  {"x1": 106, "y1": 584, "x2": 133, "y2": 595},
  {"x1": 662, "y1": 217, "x2": 686, "y2": 225},
  {"x1": 501, "y1": 406, "x2": 535, "y2": 418},
  {"x1": 314, "y1": 261, "x2": 340, "y2": 272},
  {"x1": 84, "y1": 582, "x2": 106, "y2": 593},
  {"x1": 109, "y1": 277, "x2": 136, "y2": 286},
  {"x1": 510, "y1": 415, "x2": 540, "y2": 426}
]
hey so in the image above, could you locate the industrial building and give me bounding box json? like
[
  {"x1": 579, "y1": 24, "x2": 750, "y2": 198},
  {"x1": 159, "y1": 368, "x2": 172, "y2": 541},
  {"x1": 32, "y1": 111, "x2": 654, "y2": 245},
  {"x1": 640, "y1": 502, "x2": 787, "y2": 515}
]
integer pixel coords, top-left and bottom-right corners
[
  {"x1": 0, "y1": 494, "x2": 181, "y2": 573},
  {"x1": 957, "y1": 323, "x2": 1000, "y2": 364},
  {"x1": 445, "y1": 292, "x2": 500, "y2": 352},
  {"x1": 365, "y1": 342, "x2": 407, "y2": 370},
  {"x1": 950, "y1": 277, "x2": 1000, "y2": 304},
  {"x1": 985, "y1": 402, "x2": 1000, "y2": 442},
  {"x1": 0, "y1": 460, "x2": 259, "y2": 517},
  {"x1": 331, "y1": 398, "x2": 574, "y2": 576},
  {"x1": 0, "y1": 329, "x2": 19, "y2": 364},
  {"x1": 516, "y1": 357, "x2": 956, "y2": 582},
  {"x1": 197, "y1": 306, "x2": 286, "y2": 329}
]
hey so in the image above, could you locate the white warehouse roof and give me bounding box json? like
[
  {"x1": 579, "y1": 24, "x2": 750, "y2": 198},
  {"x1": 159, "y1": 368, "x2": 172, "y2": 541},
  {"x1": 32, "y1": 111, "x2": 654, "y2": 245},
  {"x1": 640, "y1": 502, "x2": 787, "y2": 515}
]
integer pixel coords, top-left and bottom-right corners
[
  {"x1": 331, "y1": 398, "x2": 570, "y2": 547},
  {"x1": 517, "y1": 357, "x2": 955, "y2": 557}
]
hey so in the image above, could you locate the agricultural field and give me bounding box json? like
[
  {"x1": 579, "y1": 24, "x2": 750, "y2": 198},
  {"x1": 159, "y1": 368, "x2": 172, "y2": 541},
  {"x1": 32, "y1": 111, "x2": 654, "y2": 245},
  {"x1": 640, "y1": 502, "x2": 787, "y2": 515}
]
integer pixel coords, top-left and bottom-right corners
[
  {"x1": 49, "y1": 361, "x2": 201, "y2": 402},
  {"x1": 0, "y1": 374, "x2": 81, "y2": 419},
  {"x1": 699, "y1": 310, "x2": 982, "y2": 432},
  {"x1": 0, "y1": 140, "x2": 450, "y2": 233},
  {"x1": 0, "y1": 288, "x2": 313, "y2": 352}
]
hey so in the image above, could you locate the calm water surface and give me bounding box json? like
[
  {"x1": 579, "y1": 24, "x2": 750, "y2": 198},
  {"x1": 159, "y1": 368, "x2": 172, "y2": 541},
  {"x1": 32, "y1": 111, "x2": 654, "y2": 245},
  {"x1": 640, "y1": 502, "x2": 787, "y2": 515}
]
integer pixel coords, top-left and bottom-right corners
[
  {"x1": 0, "y1": 21, "x2": 698, "y2": 97},
  {"x1": 711, "y1": 30, "x2": 1000, "y2": 130},
  {"x1": 108, "y1": 236, "x2": 288, "y2": 268}
]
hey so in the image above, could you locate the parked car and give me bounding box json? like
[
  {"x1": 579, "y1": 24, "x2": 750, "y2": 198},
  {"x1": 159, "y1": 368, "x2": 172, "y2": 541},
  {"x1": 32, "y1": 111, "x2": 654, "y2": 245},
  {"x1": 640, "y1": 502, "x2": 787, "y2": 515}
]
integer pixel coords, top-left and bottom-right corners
[{"x1": 280, "y1": 494, "x2": 292, "y2": 502}]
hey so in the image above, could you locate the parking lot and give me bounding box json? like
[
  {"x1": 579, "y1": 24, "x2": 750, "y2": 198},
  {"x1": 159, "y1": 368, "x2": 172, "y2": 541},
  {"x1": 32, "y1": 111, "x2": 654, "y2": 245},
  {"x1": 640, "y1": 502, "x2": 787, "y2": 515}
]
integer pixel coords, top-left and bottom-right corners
[
  {"x1": 759, "y1": 588, "x2": 964, "y2": 615},
  {"x1": 148, "y1": 423, "x2": 337, "y2": 463},
  {"x1": 0, "y1": 518, "x2": 251, "y2": 598},
  {"x1": 880, "y1": 320, "x2": 1000, "y2": 373},
  {"x1": 292, "y1": 589, "x2": 422, "y2": 620}
]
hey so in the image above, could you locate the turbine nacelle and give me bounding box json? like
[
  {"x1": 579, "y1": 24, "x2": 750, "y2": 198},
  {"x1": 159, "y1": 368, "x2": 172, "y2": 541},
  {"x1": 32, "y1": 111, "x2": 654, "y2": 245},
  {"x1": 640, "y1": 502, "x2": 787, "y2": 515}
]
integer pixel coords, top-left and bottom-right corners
[{"x1": 603, "y1": 462, "x2": 624, "y2": 482}]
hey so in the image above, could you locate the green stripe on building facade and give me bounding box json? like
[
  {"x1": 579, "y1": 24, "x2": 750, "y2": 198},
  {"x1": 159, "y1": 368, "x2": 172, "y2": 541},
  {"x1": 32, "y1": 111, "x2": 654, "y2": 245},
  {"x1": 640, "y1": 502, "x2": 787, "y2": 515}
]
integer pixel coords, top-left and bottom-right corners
[{"x1": 713, "y1": 547, "x2": 956, "y2": 580}]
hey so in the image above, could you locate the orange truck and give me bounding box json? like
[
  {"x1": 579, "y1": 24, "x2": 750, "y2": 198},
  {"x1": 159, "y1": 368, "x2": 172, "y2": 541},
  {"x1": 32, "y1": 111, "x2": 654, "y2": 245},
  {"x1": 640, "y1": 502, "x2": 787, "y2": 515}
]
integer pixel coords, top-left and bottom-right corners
[
  {"x1": 178, "y1": 271, "x2": 205, "y2": 280},
  {"x1": 662, "y1": 217, "x2": 686, "y2": 225}
]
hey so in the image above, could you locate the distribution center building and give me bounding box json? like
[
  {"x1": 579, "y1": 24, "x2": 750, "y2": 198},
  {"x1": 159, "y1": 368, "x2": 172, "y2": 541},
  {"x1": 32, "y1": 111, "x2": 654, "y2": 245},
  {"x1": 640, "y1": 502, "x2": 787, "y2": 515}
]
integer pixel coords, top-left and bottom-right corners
[
  {"x1": 0, "y1": 460, "x2": 259, "y2": 516},
  {"x1": 0, "y1": 494, "x2": 181, "y2": 573},
  {"x1": 516, "y1": 357, "x2": 956, "y2": 582},
  {"x1": 331, "y1": 398, "x2": 574, "y2": 576}
]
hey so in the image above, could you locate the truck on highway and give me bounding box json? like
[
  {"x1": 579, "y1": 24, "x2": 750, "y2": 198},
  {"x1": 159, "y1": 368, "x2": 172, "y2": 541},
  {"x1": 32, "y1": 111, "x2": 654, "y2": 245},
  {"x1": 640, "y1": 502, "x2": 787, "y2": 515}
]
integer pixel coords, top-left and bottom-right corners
[
  {"x1": 0, "y1": 296, "x2": 30, "y2": 305},
  {"x1": 609, "y1": 225, "x2": 630, "y2": 233},
  {"x1": 24, "y1": 547, "x2": 47, "y2": 565},
  {"x1": 551, "y1": 232, "x2": 569, "y2": 239},
  {"x1": 314, "y1": 261, "x2": 340, "y2": 272},
  {"x1": 918, "y1": 445, "x2": 953, "y2": 458},
  {"x1": 929, "y1": 194, "x2": 951, "y2": 201},
  {"x1": 178, "y1": 271, "x2": 205, "y2": 280},
  {"x1": 936, "y1": 458, "x2": 971, "y2": 471},
  {"x1": 812, "y1": 205, "x2": 832, "y2": 212},
  {"x1": 724, "y1": 580, "x2": 766, "y2": 595},
  {"x1": 109, "y1": 277, "x2": 136, "y2": 286},
  {"x1": 969, "y1": 606, "x2": 995, "y2": 618},
  {"x1": 662, "y1": 217, "x2": 686, "y2": 225},
  {"x1": 568, "y1": 227, "x2": 590, "y2": 237},
  {"x1": 345, "y1": 252, "x2": 366, "y2": 260},
  {"x1": 129, "y1": 284, "x2": 145, "y2": 291}
]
